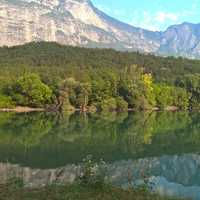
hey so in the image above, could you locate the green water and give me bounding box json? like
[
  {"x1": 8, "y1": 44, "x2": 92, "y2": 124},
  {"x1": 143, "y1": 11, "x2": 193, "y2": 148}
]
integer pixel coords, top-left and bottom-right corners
[
  {"x1": 1, "y1": 111, "x2": 200, "y2": 199},
  {"x1": 0, "y1": 111, "x2": 199, "y2": 169}
]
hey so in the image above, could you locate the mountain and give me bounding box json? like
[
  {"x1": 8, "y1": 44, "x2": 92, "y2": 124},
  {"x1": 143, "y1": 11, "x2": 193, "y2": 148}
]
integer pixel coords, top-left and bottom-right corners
[
  {"x1": 159, "y1": 22, "x2": 200, "y2": 58},
  {"x1": 0, "y1": 0, "x2": 200, "y2": 58},
  {"x1": 0, "y1": 0, "x2": 161, "y2": 52}
]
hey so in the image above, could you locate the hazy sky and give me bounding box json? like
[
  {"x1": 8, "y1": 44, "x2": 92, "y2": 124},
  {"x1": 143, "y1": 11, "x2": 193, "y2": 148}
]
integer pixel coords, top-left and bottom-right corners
[{"x1": 91, "y1": 0, "x2": 200, "y2": 31}]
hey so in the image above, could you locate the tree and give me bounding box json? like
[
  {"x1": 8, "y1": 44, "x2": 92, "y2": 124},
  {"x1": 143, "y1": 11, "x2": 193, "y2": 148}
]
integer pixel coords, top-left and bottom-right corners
[
  {"x1": 118, "y1": 66, "x2": 155, "y2": 110},
  {"x1": 57, "y1": 77, "x2": 77, "y2": 112},
  {"x1": 116, "y1": 97, "x2": 128, "y2": 111},
  {"x1": 98, "y1": 97, "x2": 117, "y2": 112},
  {"x1": 176, "y1": 74, "x2": 200, "y2": 109},
  {"x1": 142, "y1": 73, "x2": 156, "y2": 107},
  {"x1": 118, "y1": 65, "x2": 143, "y2": 109},
  {"x1": 11, "y1": 73, "x2": 53, "y2": 107},
  {"x1": 0, "y1": 94, "x2": 15, "y2": 108},
  {"x1": 171, "y1": 87, "x2": 190, "y2": 110},
  {"x1": 153, "y1": 84, "x2": 173, "y2": 110},
  {"x1": 75, "y1": 82, "x2": 92, "y2": 111}
]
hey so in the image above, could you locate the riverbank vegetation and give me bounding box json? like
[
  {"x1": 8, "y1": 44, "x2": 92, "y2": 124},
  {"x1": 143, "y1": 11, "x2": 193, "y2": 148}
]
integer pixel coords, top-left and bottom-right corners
[
  {"x1": 0, "y1": 42, "x2": 199, "y2": 111},
  {"x1": 0, "y1": 182, "x2": 179, "y2": 200}
]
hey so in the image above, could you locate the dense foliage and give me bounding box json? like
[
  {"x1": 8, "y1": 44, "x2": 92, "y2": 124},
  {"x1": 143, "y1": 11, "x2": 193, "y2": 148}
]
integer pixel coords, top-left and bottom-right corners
[
  {"x1": 0, "y1": 42, "x2": 199, "y2": 110},
  {"x1": 6, "y1": 73, "x2": 53, "y2": 107}
]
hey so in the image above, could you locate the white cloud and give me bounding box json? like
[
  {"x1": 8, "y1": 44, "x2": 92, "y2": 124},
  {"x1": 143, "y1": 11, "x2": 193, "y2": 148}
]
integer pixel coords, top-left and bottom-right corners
[
  {"x1": 155, "y1": 12, "x2": 179, "y2": 23},
  {"x1": 129, "y1": 1, "x2": 200, "y2": 32},
  {"x1": 130, "y1": 10, "x2": 181, "y2": 31},
  {"x1": 93, "y1": 1, "x2": 200, "y2": 31}
]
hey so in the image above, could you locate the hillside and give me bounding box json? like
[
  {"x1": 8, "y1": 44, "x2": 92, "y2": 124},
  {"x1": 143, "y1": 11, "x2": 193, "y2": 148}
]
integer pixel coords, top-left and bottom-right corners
[{"x1": 0, "y1": 42, "x2": 200, "y2": 83}]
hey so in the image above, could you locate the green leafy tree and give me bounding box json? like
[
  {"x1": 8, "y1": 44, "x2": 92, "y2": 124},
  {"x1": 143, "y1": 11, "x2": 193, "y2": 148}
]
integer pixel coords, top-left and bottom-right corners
[
  {"x1": 153, "y1": 84, "x2": 173, "y2": 110},
  {"x1": 75, "y1": 82, "x2": 92, "y2": 111},
  {"x1": 11, "y1": 73, "x2": 53, "y2": 107},
  {"x1": 171, "y1": 87, "x2": 190, "y2": 110},
  {"x1": 57, "y1": 77, "x2": 78, "y2": 112},
  {"x1": 116, "y1": 97, "x2": 128, "y2": 111},
  {"x1": 0, "y1": 94, "x2": 15, "y2": 108},
  {"x1": 142, "y1": 73, "x2": 156, "y2": 108},
  {"x1": 176, "y1": 74, "x2": 200, "y2": 109},
  {"x1": 98, "y1": 97, "x2": 117, "y2": 112}
]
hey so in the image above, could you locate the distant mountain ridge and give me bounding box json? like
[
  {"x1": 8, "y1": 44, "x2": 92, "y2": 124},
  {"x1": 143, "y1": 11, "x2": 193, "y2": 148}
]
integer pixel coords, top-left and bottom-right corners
[{"x1": 0, "y1": 0, "x2": 200, "y2": 58}]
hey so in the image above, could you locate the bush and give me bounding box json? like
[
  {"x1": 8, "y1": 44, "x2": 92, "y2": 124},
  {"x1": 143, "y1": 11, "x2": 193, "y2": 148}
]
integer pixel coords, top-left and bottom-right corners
[
  {"x1": 116, "y1": 97, "x2": 128, "y2": 111},
  {"x1": 0, "y1": 94, "x2": 15, "y2": 108},
  {"x1": 76, "y1": 155, "x2": 107, "y2": 189}
]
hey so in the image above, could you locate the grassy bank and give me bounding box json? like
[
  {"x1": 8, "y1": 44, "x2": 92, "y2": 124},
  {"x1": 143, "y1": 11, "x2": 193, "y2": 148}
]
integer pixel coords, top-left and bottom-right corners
[{"x1": 0, "y1": 183, "x2": 178, "y2": 200}]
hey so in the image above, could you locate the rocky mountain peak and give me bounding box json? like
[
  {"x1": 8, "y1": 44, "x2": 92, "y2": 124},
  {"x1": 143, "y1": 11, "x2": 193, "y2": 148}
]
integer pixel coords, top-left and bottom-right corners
[
  {"x1": 0, "y1": 0, "x2": 200, "y2": 58},
  {"x1": 158, "y1": 22, "x2": 200, "y2": 57},
  {"x1": 18, "y1": 0, "x2": 91, "y2": 7}
]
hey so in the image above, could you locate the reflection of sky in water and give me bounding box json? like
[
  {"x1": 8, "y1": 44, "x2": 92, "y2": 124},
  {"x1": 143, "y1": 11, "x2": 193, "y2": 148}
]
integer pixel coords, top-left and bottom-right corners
[{"x1": 151, "y1": 176, "x2": 200, "y2": 200}]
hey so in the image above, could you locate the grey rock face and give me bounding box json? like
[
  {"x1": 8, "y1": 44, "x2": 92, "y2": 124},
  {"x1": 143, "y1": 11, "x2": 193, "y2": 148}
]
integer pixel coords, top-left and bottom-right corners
[
  {"x1": 0, "y1": 0, "x2": 160, "y2": 52},
  {"x1": 159, "y1": 23, "x2": 200, "y2": 58},
  {"x1": 0, "y1": 0, "x2": 200, "y2": 58}
]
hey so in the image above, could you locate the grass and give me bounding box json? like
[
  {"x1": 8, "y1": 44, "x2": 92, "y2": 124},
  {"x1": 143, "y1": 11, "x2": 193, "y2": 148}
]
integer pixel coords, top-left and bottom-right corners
[{"x1": 0, "y1": 183, "x2": 179, "y2": 200}]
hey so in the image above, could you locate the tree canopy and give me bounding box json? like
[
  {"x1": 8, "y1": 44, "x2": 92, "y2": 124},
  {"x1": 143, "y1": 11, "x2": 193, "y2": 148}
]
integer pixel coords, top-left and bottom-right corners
[{"x1": 0, "y1": 42, "x2": 199, "y2": 111}]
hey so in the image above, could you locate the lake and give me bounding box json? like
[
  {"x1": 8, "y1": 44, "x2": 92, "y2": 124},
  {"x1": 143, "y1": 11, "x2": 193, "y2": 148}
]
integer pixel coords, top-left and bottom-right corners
[{"x1": 0, "y1": 111, "x2": 200, "y2": 199}]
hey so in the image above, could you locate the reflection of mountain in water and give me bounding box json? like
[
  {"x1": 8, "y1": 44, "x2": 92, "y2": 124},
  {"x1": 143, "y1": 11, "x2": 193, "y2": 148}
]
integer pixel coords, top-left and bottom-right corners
[
  {"x1": 108, "y1": 154, "x2": 200, "y2": 187},
  {"x1": 1, "y1": 154, "x2": 200, "y2": 199},
  {"x1": 0, "y1": 112, "x2": 199, "y2": 168}
]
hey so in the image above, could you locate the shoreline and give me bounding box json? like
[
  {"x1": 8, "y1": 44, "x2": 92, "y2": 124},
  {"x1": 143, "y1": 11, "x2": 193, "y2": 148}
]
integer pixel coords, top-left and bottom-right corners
[
  {"x1": 0, "y1": 105, "x2": 184, "y2": 113},
  {"x1": 0, "y1": 106, "x2": 45, "y2": 113}
]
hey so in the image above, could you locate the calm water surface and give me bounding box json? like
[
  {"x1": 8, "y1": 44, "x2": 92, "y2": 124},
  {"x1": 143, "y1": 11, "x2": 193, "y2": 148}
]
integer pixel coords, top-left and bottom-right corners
[{"x1": 0, "y1": 111, "x2": 200, "y2": 199}]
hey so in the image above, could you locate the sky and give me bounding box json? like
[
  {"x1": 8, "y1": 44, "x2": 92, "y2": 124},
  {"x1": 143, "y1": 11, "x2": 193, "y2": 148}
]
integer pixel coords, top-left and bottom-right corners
[{"x1": 91, "y1": 0, "x2": 200, "y2": 31}]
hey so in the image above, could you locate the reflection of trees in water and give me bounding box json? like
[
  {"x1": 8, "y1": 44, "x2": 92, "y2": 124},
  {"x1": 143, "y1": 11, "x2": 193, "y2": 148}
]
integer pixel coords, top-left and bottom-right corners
[
  {"x1": 151, "y1": 112, "x2": 200, "y2": 154},
  {"x1": 0, "y1": 112, "x2": 53, "y2": 147},
  {"x1": 0, "y1": 112, "x2": 199, "y2": 168}
]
